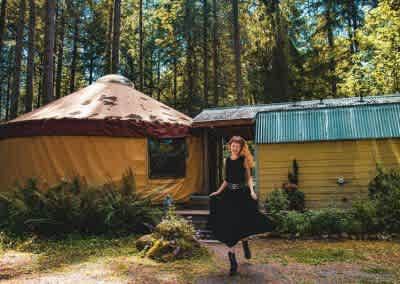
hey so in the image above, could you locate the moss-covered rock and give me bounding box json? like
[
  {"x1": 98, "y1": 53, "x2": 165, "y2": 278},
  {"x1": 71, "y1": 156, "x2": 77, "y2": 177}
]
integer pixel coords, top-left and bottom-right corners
[{"x1": 136, "y1": 206, "x2": 202, "y2": 262}]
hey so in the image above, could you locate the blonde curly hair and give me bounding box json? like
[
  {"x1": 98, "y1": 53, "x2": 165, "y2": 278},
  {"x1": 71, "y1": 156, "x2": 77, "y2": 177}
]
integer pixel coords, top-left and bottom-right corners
[{"x1": 227, "y1": 136, "x2": 254, "y2": 169}]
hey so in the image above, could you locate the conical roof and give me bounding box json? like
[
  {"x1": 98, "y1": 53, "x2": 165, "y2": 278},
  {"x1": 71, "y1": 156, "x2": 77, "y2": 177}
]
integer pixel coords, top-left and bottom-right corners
[{"x1": 0, "y1": 74, "x2": 192, "y2": 139}]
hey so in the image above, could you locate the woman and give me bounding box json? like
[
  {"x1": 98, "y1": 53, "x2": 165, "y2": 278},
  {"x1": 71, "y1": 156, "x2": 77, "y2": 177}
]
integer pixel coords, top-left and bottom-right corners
[{"x1": 208, "y1": 136, "x2": 274, "y2": 276}]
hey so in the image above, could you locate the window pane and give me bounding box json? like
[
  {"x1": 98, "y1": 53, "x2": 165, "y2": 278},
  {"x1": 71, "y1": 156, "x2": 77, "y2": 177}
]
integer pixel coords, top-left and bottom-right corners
[{"x1": 148, "y1": 138, "x2": 186, "y2": 178}]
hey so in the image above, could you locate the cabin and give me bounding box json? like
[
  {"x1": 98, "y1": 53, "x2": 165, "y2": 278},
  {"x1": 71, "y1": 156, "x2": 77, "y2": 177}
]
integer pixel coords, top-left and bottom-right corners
[{"x1": 192, "y1": 94, "x2": 400, "y2": 209}]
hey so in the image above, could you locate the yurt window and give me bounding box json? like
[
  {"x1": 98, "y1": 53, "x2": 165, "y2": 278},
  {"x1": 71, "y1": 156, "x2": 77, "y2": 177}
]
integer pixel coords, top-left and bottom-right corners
[{"x1": 148, "y1": 138, "x2": 187, "y2": 178}]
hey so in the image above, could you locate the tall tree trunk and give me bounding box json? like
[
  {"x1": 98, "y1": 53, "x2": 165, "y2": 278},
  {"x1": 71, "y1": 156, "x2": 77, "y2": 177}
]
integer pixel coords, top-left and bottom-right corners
[
  {"x1": 36, "y1": 56, "x2": 42, "y2": 108},
  {"x1": 69, "y1": 12, "x2": 79, "y2": 93},
  {"x1": 43, "y1": 0, "x2": 56, "y2": 104},
  {"x1": 348, "y1": 0, "x2": 358, "y2": 53},
  {"x1": 106, "y1": 0, "x2": 113, "y2": 74},
  {"x1": 89, "y1": 57, "x2": 94, "y2": 84},
  {"x1": 111, "y1": 0, "x2": 121, "y2": 73},
  {"x1": 202, "y1": 0, "x2": 209, "y2": 107},
  {"x1": 157, "y1": 51, "x2": 161, "y2": 101},
  {"x1": 0, "y1": 0, "x2": 7, "y2": 59},
  {"x1": 55, "y1": 0, "x2": 65, "y2": 99},
  {"x1": 139, "y1": 0, "x2": 144, "y2": 90},
  {"x1": 184, "y1": 0, "x2": 195, "y2": 114},
  {"x1": 10, "y1": 0, "x2": 25, "y2": 119},
  {"x1": 25, "y1": 0, "x2": 35, "y2": 113},
  {"x1": 6, "y1": 72, "x2": 11, "y2": 120},
  {"x1": 4, "y1": 48, "x2": 13, "y2": 120},
  {"x1": 232, "y1": 0, "x2": 243, "y2": 105},
  {"x1": 173, "y1": 57, "x2": 177, "y2": 108},
  {"x1": 325, "y1": 0, "x2": 337, "y2": 97},
  {"x1": 212, "y1": 0, "x2": 219, "y2": 106}
]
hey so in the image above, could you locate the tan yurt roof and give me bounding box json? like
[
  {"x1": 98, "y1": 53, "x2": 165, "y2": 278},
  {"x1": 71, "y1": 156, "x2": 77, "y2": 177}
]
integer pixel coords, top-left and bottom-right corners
[{"x1": 0, "y1": 75, "x2": 192, "y2": 139}]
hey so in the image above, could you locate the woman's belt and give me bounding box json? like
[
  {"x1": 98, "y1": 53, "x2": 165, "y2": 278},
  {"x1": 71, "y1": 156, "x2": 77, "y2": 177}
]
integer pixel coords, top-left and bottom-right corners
[{"x1": 227, "y1": 182, "x2": 247, "y2": 190}]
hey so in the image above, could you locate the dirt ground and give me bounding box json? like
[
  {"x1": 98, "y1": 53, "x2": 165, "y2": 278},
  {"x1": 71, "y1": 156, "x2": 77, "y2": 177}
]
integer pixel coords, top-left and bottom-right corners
[{"x1": 0, "y1": 238, "x2": 398, "y2": 284}]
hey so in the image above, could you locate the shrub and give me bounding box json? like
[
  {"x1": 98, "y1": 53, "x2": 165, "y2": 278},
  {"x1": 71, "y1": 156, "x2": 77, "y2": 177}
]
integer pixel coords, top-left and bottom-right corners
[
  {"x1": 308, "y1": 207, "x2": 349, "y2": 235},
  {"x1": 368, "y1": 165, "x2": 400, "y2": 233},
  {"x1": 277, "y1": 210, "x2": 312, "y2": 236},
  {"x1": 265, "y1": 189, "x2": 289, "y2": 215},
  {"x1": 0, "y1": 170, "x2": 162, "y2": 237},
  {"x1": 285, "y1": 189, "x2": 305, "y2": 212},
  {"x1": 349, "y1": 199, "x2": 379, "y2": 234}
]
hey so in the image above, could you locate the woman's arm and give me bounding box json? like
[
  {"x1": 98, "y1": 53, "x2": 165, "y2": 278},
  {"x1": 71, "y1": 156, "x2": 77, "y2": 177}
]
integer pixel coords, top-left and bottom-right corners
[
  {"x1": 246, "y1": 167, "x2": 257, "y2": 200},
  {"x1": 209, "y1": 180, "x2": 228, "y2": 196}
]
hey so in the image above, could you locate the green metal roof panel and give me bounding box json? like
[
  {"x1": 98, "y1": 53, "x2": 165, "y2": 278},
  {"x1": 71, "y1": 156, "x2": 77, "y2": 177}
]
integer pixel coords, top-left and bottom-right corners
[{"x1": 255, "y1": 103, "x2": 400, "y2": 144}]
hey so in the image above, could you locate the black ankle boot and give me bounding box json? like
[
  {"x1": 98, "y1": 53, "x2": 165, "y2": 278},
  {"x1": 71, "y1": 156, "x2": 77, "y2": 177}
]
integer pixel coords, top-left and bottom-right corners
[
  {"x1": 242, "y1": 240, "x2": 251, "y2": 259},
  {"x1": 228, "y1": 251, "x2": 238, "y2": 276}
]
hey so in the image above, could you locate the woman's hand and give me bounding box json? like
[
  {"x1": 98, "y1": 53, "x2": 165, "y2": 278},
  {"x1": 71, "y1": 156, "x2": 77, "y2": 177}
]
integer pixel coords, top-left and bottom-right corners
[
  {"x1": 250, "y1": 190, "x2": 257, "y2": 200},
  {"x1": 209, "y1": 191, "x2": 219, "y2": 197}
]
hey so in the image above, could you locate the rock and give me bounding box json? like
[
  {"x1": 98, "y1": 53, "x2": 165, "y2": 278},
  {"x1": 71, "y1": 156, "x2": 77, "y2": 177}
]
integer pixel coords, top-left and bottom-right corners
[
  {"x1": 341, "y1": 232, "x2": 349, "y2": 239},
  {"x1": 322, "y1": 234, "x2": 329, "y2": 239},
  {"x1": 146, "y1": 239, "x2": 172, "y2": 259},
  {"x1": 135, "y1": 234, "x2": 155, "y2": 251}
]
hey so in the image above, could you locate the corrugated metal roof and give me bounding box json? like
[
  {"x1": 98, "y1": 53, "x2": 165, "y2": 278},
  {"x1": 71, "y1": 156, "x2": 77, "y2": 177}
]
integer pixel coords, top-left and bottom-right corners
[
  {"x1": 193, "y1": 94, "x2": 400, "y2": 124},
  {"x1": 255, "y1": 103, "x2": 400, "y2": 144}
]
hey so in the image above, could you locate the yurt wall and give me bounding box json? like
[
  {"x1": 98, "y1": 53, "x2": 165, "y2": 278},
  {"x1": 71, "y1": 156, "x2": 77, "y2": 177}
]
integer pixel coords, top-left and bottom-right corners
[{"x1": 0, "y1": 135, "x2": 203, "y2": 203}]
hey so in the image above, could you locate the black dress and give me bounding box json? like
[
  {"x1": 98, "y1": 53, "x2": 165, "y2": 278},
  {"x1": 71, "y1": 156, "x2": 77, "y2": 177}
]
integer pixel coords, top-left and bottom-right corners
[{"x1": 208, "y1": 156, "x2": 274, "y2": 247}]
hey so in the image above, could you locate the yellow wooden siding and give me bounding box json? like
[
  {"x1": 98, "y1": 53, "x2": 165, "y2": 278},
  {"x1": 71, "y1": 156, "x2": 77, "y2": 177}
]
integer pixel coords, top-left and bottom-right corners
[{"x1": 257, "y1": 139, "x2": 400, "y2": 209}]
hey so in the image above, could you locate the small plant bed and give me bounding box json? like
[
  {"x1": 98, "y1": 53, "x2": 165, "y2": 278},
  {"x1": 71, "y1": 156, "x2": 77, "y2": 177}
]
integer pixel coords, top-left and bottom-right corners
[
  {"x1": 0, "y1": 170, "x2": 163, "y2": 237},
  {"x1": 135, "y1": 206, "x2": 206, "y2": 262},
  {"x1": 263, "y1": 165, "x2": 400, "y2": 241}
]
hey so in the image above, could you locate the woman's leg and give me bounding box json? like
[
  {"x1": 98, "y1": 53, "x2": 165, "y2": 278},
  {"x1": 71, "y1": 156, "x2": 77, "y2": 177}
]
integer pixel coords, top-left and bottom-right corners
[{"x1": 227, "y1": 244, "x2": 238, "y2": 275}]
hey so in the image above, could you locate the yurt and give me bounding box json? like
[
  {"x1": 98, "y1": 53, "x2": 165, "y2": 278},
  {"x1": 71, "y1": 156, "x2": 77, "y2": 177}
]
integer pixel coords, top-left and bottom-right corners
[{"x1": 0, "y1": 75, "x2": 203, "y2": 203}]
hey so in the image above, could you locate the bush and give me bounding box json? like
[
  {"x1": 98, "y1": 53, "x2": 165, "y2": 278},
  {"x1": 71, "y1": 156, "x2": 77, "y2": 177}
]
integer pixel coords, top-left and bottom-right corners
[
  {"x1": 276, "y1": 210, "x2": 312, "y2": 236},
  {"x1": 368, "y1": 165, "x2": 400, "y2": 233},
  {"x1": 265, "y1": 189, "x2": 289, "y2": 215},
  {"x1": 348, "y1": 199, "x2": 379, "y2": 234},
  {"x1": 308, "y1": 207, "x2": 350, "y2": 235},
  {"x1": 0, "y1": 169, "x2": 162, "y2": 236},
  {"x1": 285, "y1": 189, "x2": 305, "y2": 212}
]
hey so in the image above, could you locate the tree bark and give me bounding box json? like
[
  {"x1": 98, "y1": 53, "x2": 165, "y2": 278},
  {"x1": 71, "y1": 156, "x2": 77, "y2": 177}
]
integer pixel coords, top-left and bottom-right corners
[
  {"x1": 173, "y1": 57, "x2": 177, "y2": 108},
  {"x1": 202, "y1": 0, "x2": 209, "y2": 107},
  {"x1": 43, "y1": 0, "x2": 56, "y2": 104},
  {"x1": 10, "y1": 0, "x2": 25, "y2": 119},
  {"x1": 139, "y1": 0, "x2": 144, "y2": 90},
  {"x1": 111, "y1": 0, "x2": 121, "y2": 73},
  {"x1": 232, "y1": 0, "x2": 244, "y2": 105},
  {"x1": 212, "y1": 0, "x2": 219, "y2": 106},
  {"x1": 0, "y1": 0, "x2": 7, "y2": 59},
  {"x1": 25, "y1": 0, "x2": 35, "y2": 113},
  {"x1": 325, "y1": 0, "x2": 337, "y2": 97},
  {"x1": 55, "y1": 0, "x2": 65, "y2": 99},
  {"x1": 184, "y1": 0, "x2": 195, "y2": 114},
  {"x1": 106, "y1": 0, "x2": 113, "y2": 74},
  {"x1": 69, "y1": 11, "x2": 79, "y2": 93}
]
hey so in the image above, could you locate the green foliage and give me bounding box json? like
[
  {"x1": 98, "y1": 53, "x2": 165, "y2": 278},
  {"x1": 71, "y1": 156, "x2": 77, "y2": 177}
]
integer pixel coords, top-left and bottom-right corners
[
  {"x1": 348, "y1": 199, "x2": 379, "y2": 234},
  {"x1": 265, "y1": 189, "x2": 289, "y2": 215},
  {"x1": 368, "y1": 165, "x2": 400, "y2": 233},
  {"x1": 277, "y1": 210, "x2": 312, "y2": 236},
  {"x1": 285, "y1": 189, "x2": 305, "y2": 212},
  {"x1": 340, "y1": 0, "x2": 400, "y2": 96},
  {"x1": 266, "y1": 164, "x2": 400, "y2": 236},
  {"x1": 135, "y1": 206, "x2": 201, "y2": 262},
  {"x1": 308, "y1": 208, "x2": 350, "y2": 235},
  {"x1": 0, "y1": 172, "x2": 162, "y2": 237}
]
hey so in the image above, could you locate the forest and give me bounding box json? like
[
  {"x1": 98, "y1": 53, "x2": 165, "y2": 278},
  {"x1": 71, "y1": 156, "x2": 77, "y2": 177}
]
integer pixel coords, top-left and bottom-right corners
[{"x1": 0, "y1": 0, "x2": 399, "y2": 119}]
